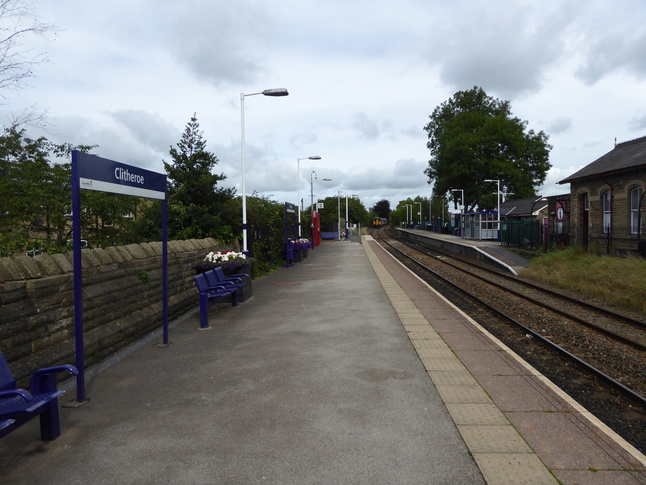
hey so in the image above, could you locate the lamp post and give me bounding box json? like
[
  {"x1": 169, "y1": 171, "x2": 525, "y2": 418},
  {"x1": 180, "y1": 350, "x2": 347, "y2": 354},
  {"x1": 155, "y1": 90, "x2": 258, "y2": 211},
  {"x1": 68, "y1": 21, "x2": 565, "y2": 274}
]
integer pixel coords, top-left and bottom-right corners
[
  {"x1": 309, "y1": 173, "x2": 331, "y2": 248},
  {"x1": 345, "y1": 193, "x2": 349, "y2": 239},
  {"x1": 240, "y1": 88, "x2": 289, "y2": 254},
  {"x1": 415, "y1": 202, "x2": 422, "y2": 226},
  {"x1": 338, "y1": 190, "x2": 345, "y2": 239},
  {"x1": 310, "y1": 171, "x2": 318, "y2": 219},
  {"x1": 311, "y1": 174, "x2": 331, "y2": 214},
  {"x1": 297, "y1": 156, "x2": 321, "y2": 237},
  {"x1": 530, "y1": 195, "x2": 547, "y2": 251},
  {"x1": 484, "y1": 179, "x2": 501, "y2": 240},
  {"x1": 433, "y1": 196, "x2": 445, "y2": 232}
]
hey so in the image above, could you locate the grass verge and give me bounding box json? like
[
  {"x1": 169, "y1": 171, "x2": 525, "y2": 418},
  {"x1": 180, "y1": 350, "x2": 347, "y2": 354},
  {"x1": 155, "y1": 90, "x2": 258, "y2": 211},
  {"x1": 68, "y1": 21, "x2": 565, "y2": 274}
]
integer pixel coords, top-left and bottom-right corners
[{"x1": 519, "y1": 248, "x2": 646, "y2": 314}]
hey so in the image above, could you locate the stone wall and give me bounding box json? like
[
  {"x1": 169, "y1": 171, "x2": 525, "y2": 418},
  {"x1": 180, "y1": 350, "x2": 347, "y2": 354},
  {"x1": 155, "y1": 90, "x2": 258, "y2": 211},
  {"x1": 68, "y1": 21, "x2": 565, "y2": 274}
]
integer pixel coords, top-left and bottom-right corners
[{"x1": 0, "y1": 238, "x2": 226, "y2": 386}]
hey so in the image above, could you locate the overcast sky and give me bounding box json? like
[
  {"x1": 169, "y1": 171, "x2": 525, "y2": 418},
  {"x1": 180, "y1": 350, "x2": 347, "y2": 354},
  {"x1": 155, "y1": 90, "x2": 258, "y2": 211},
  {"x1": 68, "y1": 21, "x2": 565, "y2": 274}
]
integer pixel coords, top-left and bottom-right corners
[{"x1": 4, "y1": 0, "x2": 646, "y2": 211}]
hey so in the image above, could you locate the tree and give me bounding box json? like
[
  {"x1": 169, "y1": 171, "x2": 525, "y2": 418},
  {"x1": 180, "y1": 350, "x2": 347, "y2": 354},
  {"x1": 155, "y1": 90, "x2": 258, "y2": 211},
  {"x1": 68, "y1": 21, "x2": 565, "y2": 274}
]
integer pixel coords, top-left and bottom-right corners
[
  {"x1": 372, "y1": 199, "x2": 390, "y2": 219},
  {"x1": 163, "y1": 113, "x2": 234, "y2": 241},
  {"x1": 311, "y1": 195, "x2": 371, "y2": 232},
  {"x1": 423, "y1": 87, "x2": 552, "y2": 211},
  {"x1": 0, "y1": 129, "x2": 102, "y2": 255},
  {"x1": 0, "y1": 0, "x2": 55, "y2": 131}
]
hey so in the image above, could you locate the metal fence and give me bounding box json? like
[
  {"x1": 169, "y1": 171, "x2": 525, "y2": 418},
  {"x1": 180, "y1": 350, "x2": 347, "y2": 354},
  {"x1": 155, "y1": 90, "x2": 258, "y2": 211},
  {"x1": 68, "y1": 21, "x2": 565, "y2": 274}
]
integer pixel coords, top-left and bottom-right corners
[{"x1": 501, "y1": 220, "x2": 541, "y2": 250}]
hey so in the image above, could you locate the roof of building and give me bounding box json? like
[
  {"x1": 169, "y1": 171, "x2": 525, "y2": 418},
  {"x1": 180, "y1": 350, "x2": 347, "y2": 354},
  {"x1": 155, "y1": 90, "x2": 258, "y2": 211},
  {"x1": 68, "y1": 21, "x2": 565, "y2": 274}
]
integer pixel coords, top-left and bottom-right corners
[
  {"x1": 500, "y1": 197, "x2": 548, "y2": 217},
  {"x1": 558, "y1": 135, "x2": 646, "y2": 184}
]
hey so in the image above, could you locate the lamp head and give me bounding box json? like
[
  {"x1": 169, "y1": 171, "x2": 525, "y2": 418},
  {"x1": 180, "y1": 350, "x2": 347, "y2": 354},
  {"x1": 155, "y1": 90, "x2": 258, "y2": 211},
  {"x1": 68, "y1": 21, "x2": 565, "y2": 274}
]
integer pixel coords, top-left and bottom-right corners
[
  {"x1": 262, "y1": 88, "x2": 289, "y2": 97},
  {"x1": 308, "y1": 156, "x2": 321, "y2": 160}
]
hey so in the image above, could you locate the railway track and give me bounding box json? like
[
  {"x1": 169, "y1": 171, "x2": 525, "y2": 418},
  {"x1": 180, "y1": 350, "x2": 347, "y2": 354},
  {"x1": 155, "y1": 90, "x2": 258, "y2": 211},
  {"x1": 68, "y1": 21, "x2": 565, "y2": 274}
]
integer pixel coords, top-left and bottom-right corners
[
  {"x1": 371, "y1": 226, "x2": 646, "y2": 453},
  {"x1": 397, "y1": 229, "x2": 646, "y2": 352}
]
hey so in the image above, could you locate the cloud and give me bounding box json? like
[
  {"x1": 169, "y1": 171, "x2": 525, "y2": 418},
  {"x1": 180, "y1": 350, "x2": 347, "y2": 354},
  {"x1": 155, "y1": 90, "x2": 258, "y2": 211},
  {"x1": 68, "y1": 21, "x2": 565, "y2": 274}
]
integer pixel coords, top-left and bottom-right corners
[
  {"x1": 353, "y1": 112, "x2": 380, "y2": 140},
  {"x1": 289, "y1": 131, "x2": 318, "y2": 147},
  {"x1": 629, "y1": 115, "x2": 646, "y2": 132},
  {"x1": 547, "y1": 117, "x2": 573, "y2": 135},
  {"x1": 426, "y1": 1, "x2": 574, "y2": 97},
  {"x1": 576, "y1": 27, "x2": 646, "y2": 85},
  {"x1": 108, "y1": 110, "x2": 180, "y2": 153},
  {"x1": 162, "y1": 1, "x2": 272, "y2": 87}
]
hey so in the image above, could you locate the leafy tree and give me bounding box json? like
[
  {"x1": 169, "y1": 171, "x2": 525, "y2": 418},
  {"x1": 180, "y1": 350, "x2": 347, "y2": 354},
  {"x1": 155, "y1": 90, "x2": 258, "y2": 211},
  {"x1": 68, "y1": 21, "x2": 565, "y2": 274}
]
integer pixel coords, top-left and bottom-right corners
[
  {"x1": 245, "y1": 193, "x2": 285, "y2": 274},
  {"x1": 1, "y1": 0, "x2": 56, "y2": 130},
  {"x1": 309, "y1": 195, "x2": 371, "y2": 233},
  {"x1": 423, "y1": 87, "x2": 552, "y2": 211},
  {"x1": 0, "y1": 128, "x2": 105, "y2": 255},
  {"x1": 372, "y1": 199, "x2": 390, "y2": 219},
  {"x1": 163, "y1": 113, "x2": 235, "y2": 241}
]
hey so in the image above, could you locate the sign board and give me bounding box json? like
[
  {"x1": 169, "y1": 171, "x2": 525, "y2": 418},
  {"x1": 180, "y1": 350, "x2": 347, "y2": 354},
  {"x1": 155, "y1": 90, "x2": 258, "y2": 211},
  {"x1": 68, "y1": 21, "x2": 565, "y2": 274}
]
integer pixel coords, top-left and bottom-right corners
[
  {"x1": 317, "y1": 202, "x2": 324, "y2": 209},
  {"x1": 76, "y1": 152, "x2": 166, "y2": 199},
  {"x1": 71, "y1": 151, "x2": 168, "y2": 403},
  {"x1": 556, "y1": 201, "x2": 566, "y2": 222}
]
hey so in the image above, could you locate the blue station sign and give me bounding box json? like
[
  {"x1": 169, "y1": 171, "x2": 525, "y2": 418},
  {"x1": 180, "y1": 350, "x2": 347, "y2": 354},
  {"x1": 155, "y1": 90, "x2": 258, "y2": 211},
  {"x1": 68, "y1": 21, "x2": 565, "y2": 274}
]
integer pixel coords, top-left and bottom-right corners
[{"x1": 76, "y1": 152, "x2": 166, "y2": 200}]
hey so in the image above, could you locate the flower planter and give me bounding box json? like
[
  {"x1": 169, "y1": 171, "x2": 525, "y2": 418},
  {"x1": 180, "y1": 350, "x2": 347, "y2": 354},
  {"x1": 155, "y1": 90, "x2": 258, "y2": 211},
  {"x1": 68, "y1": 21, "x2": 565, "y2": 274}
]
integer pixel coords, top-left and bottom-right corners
[{"x1": 197, "y1": 250, "x2": 253, "y2": 302}]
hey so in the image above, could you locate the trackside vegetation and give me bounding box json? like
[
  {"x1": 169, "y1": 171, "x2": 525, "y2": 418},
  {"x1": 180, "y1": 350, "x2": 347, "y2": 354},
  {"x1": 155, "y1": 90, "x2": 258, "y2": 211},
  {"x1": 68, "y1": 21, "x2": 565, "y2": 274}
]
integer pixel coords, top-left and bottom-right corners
[{"x1": 519, "y1": 249, "x2": 646, "y2": 314}]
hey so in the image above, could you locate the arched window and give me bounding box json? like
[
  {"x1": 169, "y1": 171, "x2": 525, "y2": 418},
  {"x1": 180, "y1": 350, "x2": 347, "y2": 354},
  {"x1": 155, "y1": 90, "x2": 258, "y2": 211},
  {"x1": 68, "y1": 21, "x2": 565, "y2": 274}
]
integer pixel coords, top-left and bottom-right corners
[
  {"x1": 631, "y1": 186, "x2": 644, "y2": 234},
  {"x1": 602, "y1": 191, "x2": 611, "y2": 234}
]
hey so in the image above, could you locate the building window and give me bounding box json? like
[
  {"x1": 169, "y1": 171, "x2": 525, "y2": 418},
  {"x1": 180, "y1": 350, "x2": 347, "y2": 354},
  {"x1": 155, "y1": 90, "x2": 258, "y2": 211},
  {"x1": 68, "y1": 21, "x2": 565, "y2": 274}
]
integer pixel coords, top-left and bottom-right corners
[
  {"x1": 602, "y1": 191, "x2": 611, "y2": 233},
  {"x1": 631, "y1": 186, "x2": 644, "y2": 234}
]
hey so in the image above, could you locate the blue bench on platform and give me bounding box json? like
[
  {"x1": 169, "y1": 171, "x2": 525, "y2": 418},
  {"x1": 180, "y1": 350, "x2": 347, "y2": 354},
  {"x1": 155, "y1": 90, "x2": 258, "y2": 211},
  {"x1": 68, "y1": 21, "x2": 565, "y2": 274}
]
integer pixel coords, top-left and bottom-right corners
[
  {"x1": 0, "y1": 351, "x2": 78, "y2": 441},
  {"x1": 204, "y1": 268, "x2": 243, "y2": 291},
  {"x1": 194, "y1": 273, "x2": 238, "y2": 329}
]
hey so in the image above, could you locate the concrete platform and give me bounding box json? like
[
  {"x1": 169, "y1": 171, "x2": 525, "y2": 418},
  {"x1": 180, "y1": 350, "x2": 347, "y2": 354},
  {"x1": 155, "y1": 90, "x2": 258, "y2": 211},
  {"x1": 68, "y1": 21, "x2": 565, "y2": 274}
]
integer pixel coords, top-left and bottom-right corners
[
  {"x1": 0, "y1": 237, "x2": 644, "y2": 484},
  {"x1": 0, "y1": 239, "x2": 483, "y2": 485},
  {"x1": 396, "y1": 228, "x2": 532, "y2": 274}
]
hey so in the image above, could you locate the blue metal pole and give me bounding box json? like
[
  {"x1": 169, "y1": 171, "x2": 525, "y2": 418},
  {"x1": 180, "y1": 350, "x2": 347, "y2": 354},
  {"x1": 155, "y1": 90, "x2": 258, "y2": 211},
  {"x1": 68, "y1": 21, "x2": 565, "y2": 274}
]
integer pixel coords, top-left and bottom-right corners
[
  {"x1": 71, "y1": 151, "x2": 85, "y2": 402},
  {"x1": 162, "y1": 197, "x2": 169, "y2": 345}
]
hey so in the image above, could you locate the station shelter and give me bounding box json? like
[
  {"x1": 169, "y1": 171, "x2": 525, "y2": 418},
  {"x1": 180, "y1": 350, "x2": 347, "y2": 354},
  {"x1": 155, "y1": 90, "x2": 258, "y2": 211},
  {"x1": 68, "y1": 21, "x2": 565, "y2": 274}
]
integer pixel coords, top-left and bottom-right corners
[{"x1": 461, "y1": 211, "x2": 499, "y2": 240}]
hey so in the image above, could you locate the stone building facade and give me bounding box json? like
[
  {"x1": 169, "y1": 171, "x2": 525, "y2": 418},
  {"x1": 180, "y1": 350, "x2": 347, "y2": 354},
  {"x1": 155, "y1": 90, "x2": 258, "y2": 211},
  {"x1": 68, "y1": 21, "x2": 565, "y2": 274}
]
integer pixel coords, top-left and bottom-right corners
[{"x1": 559, "y1": 136, "x2": 646, "y2": 255}]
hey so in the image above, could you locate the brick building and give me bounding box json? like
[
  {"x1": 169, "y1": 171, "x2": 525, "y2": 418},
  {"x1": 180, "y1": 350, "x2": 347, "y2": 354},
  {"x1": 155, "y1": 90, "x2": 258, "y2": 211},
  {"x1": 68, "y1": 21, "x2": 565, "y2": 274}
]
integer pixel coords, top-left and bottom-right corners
[{"x1": 558, "y1": 136, "x2": 646, "y2": 255}]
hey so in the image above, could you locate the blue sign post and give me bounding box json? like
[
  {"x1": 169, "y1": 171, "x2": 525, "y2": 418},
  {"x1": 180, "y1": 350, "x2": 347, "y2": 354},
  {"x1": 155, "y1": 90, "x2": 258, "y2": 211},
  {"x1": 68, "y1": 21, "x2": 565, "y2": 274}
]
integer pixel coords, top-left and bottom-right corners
[{"x1": 71, "y1": 151, "x2": 168, "y2": 403}]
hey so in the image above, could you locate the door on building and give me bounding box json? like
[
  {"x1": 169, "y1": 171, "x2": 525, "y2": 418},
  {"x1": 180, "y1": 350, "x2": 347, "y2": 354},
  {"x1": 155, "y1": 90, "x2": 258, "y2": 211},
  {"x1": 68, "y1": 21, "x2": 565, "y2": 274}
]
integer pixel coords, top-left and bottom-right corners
[{"x1": 579, "y1": 193, "x2": 589, "y2": 250}]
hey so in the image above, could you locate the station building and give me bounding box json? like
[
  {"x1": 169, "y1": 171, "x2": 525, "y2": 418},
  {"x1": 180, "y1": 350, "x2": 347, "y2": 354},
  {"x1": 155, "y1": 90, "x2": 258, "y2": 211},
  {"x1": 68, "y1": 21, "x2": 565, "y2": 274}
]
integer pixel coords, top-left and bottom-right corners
[{"x1": 558, "y1": 135, "x2": 646, "y2": 255}]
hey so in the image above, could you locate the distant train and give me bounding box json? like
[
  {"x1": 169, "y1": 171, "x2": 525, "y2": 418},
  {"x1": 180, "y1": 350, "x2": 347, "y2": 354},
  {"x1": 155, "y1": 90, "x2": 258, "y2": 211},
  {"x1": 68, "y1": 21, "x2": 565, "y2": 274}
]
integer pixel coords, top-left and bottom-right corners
[{"x1": 373, "y1": 217, "x2": 388, "y2": 227}]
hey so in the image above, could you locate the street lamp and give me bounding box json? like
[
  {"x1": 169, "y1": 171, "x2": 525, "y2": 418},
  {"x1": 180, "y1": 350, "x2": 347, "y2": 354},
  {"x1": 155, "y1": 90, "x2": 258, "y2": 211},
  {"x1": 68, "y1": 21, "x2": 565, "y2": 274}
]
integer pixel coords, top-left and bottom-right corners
[
  {"x1": 415, "y1": 202, "x2": 422, "y2": 226},
  {"x1": 297, "y1": 156, "x2": 321, "y2": 237},
  {"x1": 240, "y1": 88, "x2": 289, "y2": 254},
  {"x1": 338, "y1": 190, "x2": 345, "y2": 240},
  {"x1": 311, "y1": 174, "x2": 332, "y2": 214},
  {"x1": 433, "y1": 195, "x2": 445, "y2": 232},
  {"x1": 484, "y1": 179, "x2": 501, "y2": 240},
  {"x1": 345, "y1": 193, "x2": 349, "y2": 238}
]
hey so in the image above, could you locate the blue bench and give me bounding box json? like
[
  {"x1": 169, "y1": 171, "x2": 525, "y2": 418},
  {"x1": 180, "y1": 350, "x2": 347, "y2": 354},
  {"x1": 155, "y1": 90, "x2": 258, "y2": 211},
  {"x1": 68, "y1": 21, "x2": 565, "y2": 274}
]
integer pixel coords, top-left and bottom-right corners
[
  {"x1": 205, "y1": 268, "x2": 243, "y2": 290},
  {"x1": 194, "y1": 273, "x2": 238, "y2": 329},
  {"x1": 0, "y1": 351, "x2": 78, "y2": 441}
]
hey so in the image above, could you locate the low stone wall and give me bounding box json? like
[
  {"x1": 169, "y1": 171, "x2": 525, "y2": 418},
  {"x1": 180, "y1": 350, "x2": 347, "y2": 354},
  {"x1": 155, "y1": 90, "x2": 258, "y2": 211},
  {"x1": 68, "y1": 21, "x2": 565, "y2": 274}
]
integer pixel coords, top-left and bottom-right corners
[{"x1": 0, "y1": 238, "x2": 226, "y2": 386}]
